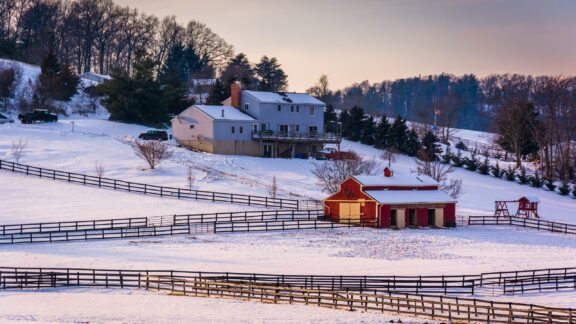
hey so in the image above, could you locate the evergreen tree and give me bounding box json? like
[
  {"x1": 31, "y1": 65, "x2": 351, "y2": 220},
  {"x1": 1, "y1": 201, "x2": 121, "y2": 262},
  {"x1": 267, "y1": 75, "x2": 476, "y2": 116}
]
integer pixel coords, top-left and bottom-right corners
[
  {"x1": 517, "y1": 167, "x2": 528, "y2": 184},
  {"x1": 491, "y1": 161, "x2": 502, "y2": 178},
  {"x1": 360, "y1": 115, "x2": 376, "y2": 145},
  {"x1": 100, "y1": 53, "x2": 168, "y2": 126},
  {"x1": 324, "y1": 105, "x2": 338, "y2": 133},
  {"x1": 59, "y1": 64, "x2": 80, "y2": 101},
  {"x1": 505, "y1": 166, "x2": 516, "y2": 181},
  {"x1": 220, "y1": 53, "x2": 257, "y2": 97},
  {"x1": 558, "y1": 183, "x2": 570, "y2": 196},
  {"x1": 339, "y1": 109, "x2": 351, "y2": 138},
  {"x1": 389, "y1": 115, "x2": 408, "y2": 151},
  {"x1": 530, "y1": 171, "x2": 543, "y2": 187},
  {"x1": 465, "y1": 154, "x2": 479, "y2": 171},
  {"x1": 441, "y1": 146, "x2": 453, "y2": 164},
  {"x1": 159, "y1": 43, "x2": 187, "y2": 86},
  {"x1": 346, "y1": 106, "x2": 366, "y2": 141},
  {"x1": 403, "y1": 129, "x2": 420, "y2": 156},
  {"x1": 255, "y1": 56, "x2": 288, "y2": 92},
  {"x1": 452, "y1": 150, "x2": 464, "y2": 167},
  {"x1": 206, "y1": 79, "x2": 227, "y2": 105},
  {"x1": 544, "y1": 179, "x2": 556, "y2": 191},
  {"x1": 37, "y1": 52, "x2": 78, "y2": 103},
  {"x1": 419, "y1": 131, "x2": 441, "y2": 161},
  {"x1": 374, "y1": 116, "x2": 390, "y2": 149},
  {"x1": 478, "y1": 157, "x2": 490, "y2": 175}
]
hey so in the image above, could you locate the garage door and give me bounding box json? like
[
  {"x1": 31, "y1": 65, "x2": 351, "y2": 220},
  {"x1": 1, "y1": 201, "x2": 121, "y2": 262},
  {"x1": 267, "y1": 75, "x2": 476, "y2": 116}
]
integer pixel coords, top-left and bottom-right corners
[{"x1": 339, "y1": 203, "x2": 361, "y2": 223}]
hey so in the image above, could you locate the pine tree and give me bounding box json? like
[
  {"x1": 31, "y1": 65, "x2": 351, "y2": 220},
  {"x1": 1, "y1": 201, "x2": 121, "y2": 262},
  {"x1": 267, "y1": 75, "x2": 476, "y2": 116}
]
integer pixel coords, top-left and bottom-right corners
[
  {"x1": 347, "y1": 106, "x2": 366, "y2": 141},
  {"x1": 374, "y1": 116, "x2": 390, "y2": 149},
  {"x1": 558, "y1": 183, "x2": 570, "y2": 196},
  {"x1": 255, "y1": 56, "x2": 288, "y2": 92},
  {"x1": 452, "y1": 150, "x2": 464, "y2": 167},
  {"x1": 389, "y1": 115, "x2": 408, "y2": 151},
  {"x1": 220, "y1": 53, "x2": 257, "y2": 97},
  {"x1": 159, "y1": 43, "x2": 187, "y2": 86},
  {"x1": 59, "y1": 64, "x2": 79, "y2": 101},
  {"x1": 206, "y1": 79, "x2": 227, "y2": 105},
  {"x1": 404, "y1": 129, "x2": 420, "y2": 156},
  {"x1": 505, "y1": 166, "x2": 516, "y2": 181},
  {"x1": 530, "y1": 171, "x2": 543, "y2": 187},
  {"x1": 465, "y1": 154, "x2": 479, "y2": 171},
  {"x1": 478, "y1": 157, "x2": 490, "y2": 175},
  {"x1": 324, "y1": 105, "x2": 338, "y2": 133},
  {"x1": 339, "y1": 109, "x2": 351, "y2": 138},
  {"x1": 441, "y1": 146, "x2": 452, "y2": 164},
  {"x1": 419, "y1": 131, "x2": 441, "y2": 161},
  {"x1": 37, "y1": 52, "x2": 61, "y2": 103},
  {"x1": 517, "y1": 167, "x2": 528, "y2": 184},
  {"x1": 544, "y1": 179, "x2": 556, "y2": 191},
  {"x1": 491, "y1": 161, "x2": 502, "y2": 178},
  {"x1": 360, "y1": 115, "x2": 376, "y2": 145}
]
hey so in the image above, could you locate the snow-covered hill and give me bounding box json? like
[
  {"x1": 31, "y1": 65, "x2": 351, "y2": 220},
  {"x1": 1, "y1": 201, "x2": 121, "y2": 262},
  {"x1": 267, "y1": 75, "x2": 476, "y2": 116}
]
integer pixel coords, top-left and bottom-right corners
[{"x1": 0, "y1": 58, "x2": 108, "y2": 118}]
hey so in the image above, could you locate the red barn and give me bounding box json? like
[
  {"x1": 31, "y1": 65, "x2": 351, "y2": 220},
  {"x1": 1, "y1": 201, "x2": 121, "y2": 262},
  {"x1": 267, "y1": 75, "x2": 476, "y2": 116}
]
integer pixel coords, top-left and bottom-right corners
[{"x1": 323, "y1": 168, "x2": 457, "y2": 228}]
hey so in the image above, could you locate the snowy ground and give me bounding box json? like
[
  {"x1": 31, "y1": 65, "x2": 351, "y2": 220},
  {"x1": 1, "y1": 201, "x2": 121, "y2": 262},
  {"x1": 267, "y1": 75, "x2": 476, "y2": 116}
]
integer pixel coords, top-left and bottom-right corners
[{"x1": 1, "y1": 118, "x2": 576, "y2": 321}]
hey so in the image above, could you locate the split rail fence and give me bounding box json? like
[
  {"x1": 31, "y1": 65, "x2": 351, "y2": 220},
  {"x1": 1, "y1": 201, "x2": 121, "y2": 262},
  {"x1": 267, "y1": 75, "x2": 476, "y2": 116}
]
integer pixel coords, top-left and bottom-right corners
[
  {"x1": 0, "y1": 267, "x2": 573, "y2": 323},
  {"x1": 468, "y1": 216, "x2": 576, "y2": 235},
  {"x1": 0, "y1": 159, "x2": 305, "y2": 209}
]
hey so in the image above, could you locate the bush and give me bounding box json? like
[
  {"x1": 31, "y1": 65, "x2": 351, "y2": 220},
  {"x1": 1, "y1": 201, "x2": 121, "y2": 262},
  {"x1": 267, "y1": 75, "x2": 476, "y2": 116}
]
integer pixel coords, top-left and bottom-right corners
[
  {"x1": 478, "y1": 157, "x2": 490, "y2": 175},
  {"x1": 517, "y1": 167, "x2": 528, "y2": 185},
  {"x1": 529, "y1": 172, "x2": 543, "y2": 188},
  {"x1": 558, "y1": 183, "x2": 570, "y2": 196},
  {"x1": 441, "y1": 147, "x2": 453, "y2": 164},
  {"x1": 491, "y1": 162, "x2": 502, "y2": 178},
  {"x1": 455, "y1": 141, "x2": 467, "y2": 151},
  {"x1": 464, "y1": 154, "x2": 479, "y2": 171},
  {"x1": 544, "y1": 179, "x2": 556, "y2": 191},
  {"x1": 131, "y1": 139, "x2": 174, "y2": 169},
  {"x1": 504, "y1": 166, "x2": 516, "y2": 181},
  {"x1": 451, "y1": 150, "x2": 464, "y2": 167},
  {"x1": 572, "y1": 187, "x2": 576, "y2": 199}
]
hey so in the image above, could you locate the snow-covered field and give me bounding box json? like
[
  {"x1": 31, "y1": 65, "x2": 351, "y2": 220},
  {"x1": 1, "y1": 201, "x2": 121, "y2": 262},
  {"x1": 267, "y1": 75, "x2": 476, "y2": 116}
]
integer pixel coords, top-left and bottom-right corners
[{"x1": 1, "y1": 117, "x2": 576, "y2": 322}]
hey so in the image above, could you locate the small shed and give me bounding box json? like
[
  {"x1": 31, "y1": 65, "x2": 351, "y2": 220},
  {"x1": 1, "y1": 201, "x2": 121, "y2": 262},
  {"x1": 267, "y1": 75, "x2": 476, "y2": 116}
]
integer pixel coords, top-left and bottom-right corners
[{"x1": 323, "y1": 168, "x2": 457, "y2": 228}]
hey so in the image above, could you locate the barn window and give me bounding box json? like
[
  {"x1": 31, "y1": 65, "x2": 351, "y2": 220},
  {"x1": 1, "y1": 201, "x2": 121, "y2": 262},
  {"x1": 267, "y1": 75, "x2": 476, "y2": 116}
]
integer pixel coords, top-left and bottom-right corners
[
  {"x1": 427, "y1": 209, "x2": 436, "y2": 226},
  {"x1": 390, "y1": 209, "x2": 397, "y2": 226}
]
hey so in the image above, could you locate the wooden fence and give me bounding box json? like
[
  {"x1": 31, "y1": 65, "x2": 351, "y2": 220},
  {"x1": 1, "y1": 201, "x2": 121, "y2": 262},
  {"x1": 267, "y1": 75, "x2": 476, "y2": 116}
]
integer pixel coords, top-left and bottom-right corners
[
  {"x1": 503, "y1": 275, "x2": 576, "y2": 295},
  {"x1": 468, "y1": 216, "x2": 576, "y2": 235},
  {"x1": 0, "y1": 218, "x2": 372, "y2": 245},
  {"x1": 0, "y1": 267, "x2": 573, "y2": 323},
  {"x1": 0, "y1": 159, "x2": 302, "y2": 209}
]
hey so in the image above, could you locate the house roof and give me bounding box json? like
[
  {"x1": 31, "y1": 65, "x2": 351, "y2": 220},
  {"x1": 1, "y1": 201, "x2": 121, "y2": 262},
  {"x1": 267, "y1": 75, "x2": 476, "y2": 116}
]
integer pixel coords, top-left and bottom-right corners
[
  {"x1": 243, "y1": 90, "x2": 324, "y2": 105},
  {"x1": 365, "y1": 190, "x2": 456, "y2": 204},
  {"x1": 194, "y1": 105, "x2": 256, "y2": 121},
  {"x1": 353, "y1": 174, "x2": 439, "y2": 187}
]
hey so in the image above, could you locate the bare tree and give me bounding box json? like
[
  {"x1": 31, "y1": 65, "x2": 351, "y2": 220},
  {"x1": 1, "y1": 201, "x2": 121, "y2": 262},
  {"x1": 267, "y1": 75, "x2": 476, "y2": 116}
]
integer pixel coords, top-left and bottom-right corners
[
  {"x1": 312, "y1": 154, "x2": 380, "y2": 193},
  {"x1": 380, "y1": 147, "x2": 398, "y2": 168},
  {"x1": 131, "y1": 139, "x2": 173, "y2": 169},
  {"x1": 269, "y1": 175, "x2": 278, "y2": 198},
  {"x1": 94, "y1": 160, "x2": 105, "y2": 177},
  {"x1": 415, "y1": 159, "x2": 464, "y2": 199},
  {"x1": 184, "y1": 20, "x2": 234, "y2": 71},
  {"x1": 186, "y1": 166, "x2": 195, "y2": 190},
  {"x1": 11, "y1": 139, "x2": 27, "y2": 163}
]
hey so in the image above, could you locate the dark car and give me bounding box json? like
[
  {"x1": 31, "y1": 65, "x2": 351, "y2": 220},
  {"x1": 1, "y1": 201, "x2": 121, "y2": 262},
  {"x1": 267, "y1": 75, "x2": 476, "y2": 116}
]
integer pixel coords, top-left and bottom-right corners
[
  {"x1": 18, "y1": 109, "x2": 58, "y2": 124},
  {"x1": 138, "y1": 130, "x2": 169, "y2": 141}
]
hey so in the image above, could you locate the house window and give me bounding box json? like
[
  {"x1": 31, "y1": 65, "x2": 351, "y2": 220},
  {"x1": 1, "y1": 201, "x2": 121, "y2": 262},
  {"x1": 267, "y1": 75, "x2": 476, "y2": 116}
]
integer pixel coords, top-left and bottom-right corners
[
  {"x1": 296, "y1": 125, "x2": 300, "y2": 132},
  {"x1": 239, "y1": 126, "x2": 244, "y2": 134},
  {"x1": 244, "y1": 104, "x2": 249, "y2": 111},
  {"x1": 189, "y1": 124, "x2": 195, "y2": 129},
  {"x1": 309, "y1": 126, "x2": 318, "y2": 134},
  {"x1": 309, "y1": 107, "x2": 315, "y2": 116},
  {"x1": 279, "y1": 125, "x2": 288, "y2": 133},
  {"x1": 296, "y1": 106, "x2": 300, "y2": 112},
  {"x1": 291, "y1": 105, "x2": 294, "y2": 112},
  {"x1": 252, "y1": 123, "x2": 258, "y2": 132},
  {"x1": 277, "y1": 105, "x2": 281, "y2": 112},
  {"x1": 231, "y1": 126, "x2": 235, "y2": 134}
]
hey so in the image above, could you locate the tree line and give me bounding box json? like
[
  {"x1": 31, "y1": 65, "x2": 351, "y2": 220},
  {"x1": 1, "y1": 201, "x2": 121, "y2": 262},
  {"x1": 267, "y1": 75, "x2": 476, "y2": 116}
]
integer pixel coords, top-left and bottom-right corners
[{"x1": 314, "y1": 74, "x2": 576, "y2": 185}]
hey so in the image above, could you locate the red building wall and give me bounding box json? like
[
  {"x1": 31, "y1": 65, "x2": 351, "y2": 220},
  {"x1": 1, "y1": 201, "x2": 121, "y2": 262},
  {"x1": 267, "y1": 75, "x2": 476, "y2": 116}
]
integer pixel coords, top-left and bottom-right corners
[
  {"x1": 324, "y1": 178, "x2": 378, "y2": 224},
  {"x1": 443, "y1": 203, "x2": 456, "y2": 226}
]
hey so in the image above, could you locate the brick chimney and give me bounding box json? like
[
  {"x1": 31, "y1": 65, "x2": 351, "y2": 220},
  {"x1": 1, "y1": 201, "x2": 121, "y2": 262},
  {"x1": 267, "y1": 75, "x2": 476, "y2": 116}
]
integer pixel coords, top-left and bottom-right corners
[
  {"x1": 383, "y1": 167, "x2": 393, "y2": 177},
  {"x1": 231, "y1": 81, "x2": 241, "y2": 109}
]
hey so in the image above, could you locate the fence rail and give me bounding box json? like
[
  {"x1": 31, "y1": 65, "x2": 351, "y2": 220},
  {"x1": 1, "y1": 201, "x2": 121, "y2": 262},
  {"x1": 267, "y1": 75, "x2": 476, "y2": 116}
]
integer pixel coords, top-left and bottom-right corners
[
  {"x1": 468, "y1": 216, "x2": 576, "y2": 235},
  {"x1": 0, "y1": 267, "x2": 573, "y2": 323},
  {"x1": 503, "y1": 275, "x2": 576, "y2": 294},
  {"x1": 0, "y1": 159, "x2": 301, "y2": 209}
]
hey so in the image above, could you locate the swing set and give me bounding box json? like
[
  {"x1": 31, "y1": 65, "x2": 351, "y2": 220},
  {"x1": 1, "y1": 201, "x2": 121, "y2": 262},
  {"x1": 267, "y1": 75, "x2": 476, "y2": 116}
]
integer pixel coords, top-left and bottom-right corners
[{"x1": 494, "y1": 197, "x2": 540, "y2": 218}]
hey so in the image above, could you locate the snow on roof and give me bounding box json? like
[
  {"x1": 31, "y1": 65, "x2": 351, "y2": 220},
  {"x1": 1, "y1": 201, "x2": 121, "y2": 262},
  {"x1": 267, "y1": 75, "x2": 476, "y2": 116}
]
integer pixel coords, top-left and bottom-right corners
[
  {"x1": 365, "y1": 190, "x2": 456, "y2": 204},
  {"x1": 195, "y1": 105, "x2": 256, "y2": 121},
  {"x1": 353, "y1": 174, "x2": 439, "y2": 187},
  {"x1": 243, "y1": 90, "x2": 324, "y2": 105}
]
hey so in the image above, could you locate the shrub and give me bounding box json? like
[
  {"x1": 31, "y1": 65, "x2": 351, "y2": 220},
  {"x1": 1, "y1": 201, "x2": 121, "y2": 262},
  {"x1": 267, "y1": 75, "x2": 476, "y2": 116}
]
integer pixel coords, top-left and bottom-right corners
[
  {"x1": 517, "y1": 167, "x2": 528, "y2": 185},
  {"x1": 491, "y1": 162, "x2": 502, "y2": 178},
  {"x1": 478, "y1": 157, "x2": 490, "y2": 175},
  {"x1": 529, "y1": 172, "x2": 543, "y2": 188},
  {"x1": 504, "y1": 166, "x2": 516, "y2": 181},
  {"x1": 455, "y1": 141, "x2": 467, "y2": 151},
  {"x1": 544, "y1": 179, "x2": 556, "y2": 191},
  {"x1": 558, "y1": 183, "x2": 570, "y2": 196},
  {"x1": 441, "y1": 147, "x2": 453, "y2": 164},
  {"x1": 451, "y1": 150, "x2": 464, "y2": 167},
  {"x1": 131, "y1": 139, "x2": 174, "y2": 169},
  {"x1": 465, "y1": 154, "x2": 479, "y2": 171}
]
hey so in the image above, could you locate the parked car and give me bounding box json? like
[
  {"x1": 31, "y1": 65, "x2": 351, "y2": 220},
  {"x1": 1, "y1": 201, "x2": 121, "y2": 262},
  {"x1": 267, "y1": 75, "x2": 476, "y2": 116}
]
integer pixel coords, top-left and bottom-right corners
[
  {"x1": 0, "y1": 113, "x2": 13, "y2": 124},
  {"x1": 18, "y1": 109, "x2": 58, "y2": 124},
  {"x1": 315, "y1": 147, "x2": 337, "y2": 160},
  {"x1": 138, "y1": 130, "x2": 169, "y2": 141}
]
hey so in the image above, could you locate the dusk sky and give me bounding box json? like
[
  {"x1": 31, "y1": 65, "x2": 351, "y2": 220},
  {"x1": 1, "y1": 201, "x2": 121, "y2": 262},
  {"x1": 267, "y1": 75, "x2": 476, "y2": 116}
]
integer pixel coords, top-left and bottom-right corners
[{"x1": 116, "y1": 0, "x2": 576, "y2": 92}]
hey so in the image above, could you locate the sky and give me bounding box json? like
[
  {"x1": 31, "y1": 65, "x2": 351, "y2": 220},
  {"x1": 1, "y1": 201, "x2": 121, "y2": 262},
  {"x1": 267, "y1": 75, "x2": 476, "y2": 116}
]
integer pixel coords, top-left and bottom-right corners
[{"x1": 115, "y1": 0, "x2": 576, "y2": 92}]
